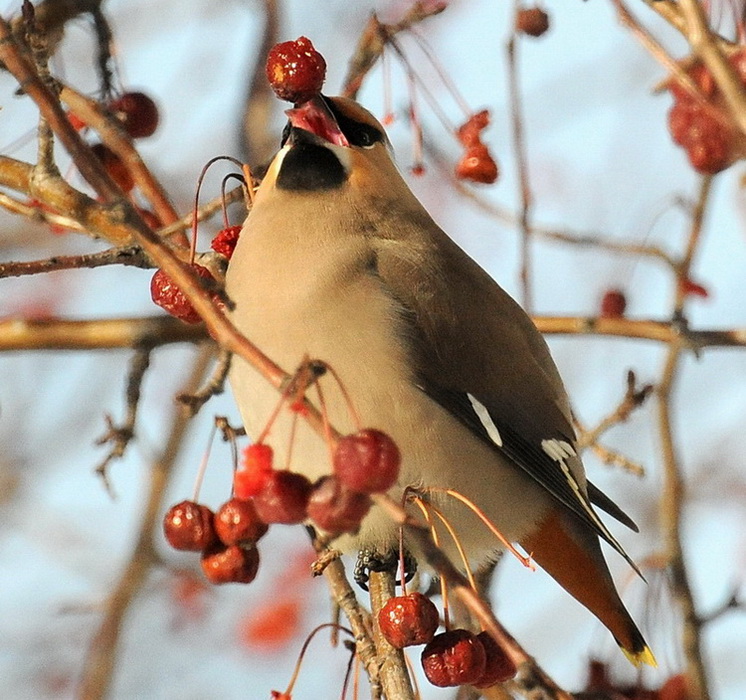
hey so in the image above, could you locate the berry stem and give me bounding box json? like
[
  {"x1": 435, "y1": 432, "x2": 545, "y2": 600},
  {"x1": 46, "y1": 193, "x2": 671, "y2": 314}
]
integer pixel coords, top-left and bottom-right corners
[
  {"x1": 430, "y1": 487, "x2": 535, "y2": 570},
  {"x1": 219, "y1": 172, "x2": 245, "y2": 229},
  {"x1": 192, "y1": 421, "x2": 218, "y2": 502},
  {"x1": 282, "y1": 622, "x2": 353, "y2": 697},
  {"x1": 321, "y1": 362, "x2": 362, "y2": 432},
  {"x1": 382, "y1": 47, "x2": 394, "y2": 125},
  {"x1": 190, "y1": 155, "x2": 247, "y2": 264},
  {"x1": 408, "y1": 29, "x2": 472, "y2": 117},
  {"x1": 410, "y1": 495, "x2": 449, "y2": 629},
  {"x1": 427, "y1": 501, "x2": 479, "y2": 592}
]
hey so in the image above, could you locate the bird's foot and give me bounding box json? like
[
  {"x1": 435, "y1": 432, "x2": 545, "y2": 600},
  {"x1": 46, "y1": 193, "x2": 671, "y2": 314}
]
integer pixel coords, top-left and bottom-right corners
[{"x1": 353, "y1": 547, "x2": 417, "y2": 591}]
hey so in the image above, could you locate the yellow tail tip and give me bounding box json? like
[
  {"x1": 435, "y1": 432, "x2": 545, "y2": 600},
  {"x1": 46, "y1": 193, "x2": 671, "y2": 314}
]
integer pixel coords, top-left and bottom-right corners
[{"x1": 621, "y1": 645, "x2": 658, "y2": 668}]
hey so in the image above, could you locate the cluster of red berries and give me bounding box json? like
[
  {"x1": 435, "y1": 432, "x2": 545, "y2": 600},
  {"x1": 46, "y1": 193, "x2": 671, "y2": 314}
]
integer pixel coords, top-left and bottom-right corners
[
  {"x1": 163, "y1": 497, "x2": 265, "y2": 584},
  {"x1": 234, "y1": 428, "x2": 399, "y2": 534},
  {"x1": 149, "y1": 225, "x2": 240, "y2": 324},
  {"x1": 455, "y1": 110, "x2": 499, "y2": 184},
  {"x1": 667, "y1": 52, "x2": 746, "y2": 174},
  {"x1": 266, "y1": 36, "x2": 326, "y2": 104},
  {"x1": 163, "y1": 428, "x2": 400, "y2": 584},
  {"x1": 377, "y1": 592, "x2": 516, "y2": 688},
  {"x1": 68, "y1": 92, "x2": 159, "y2": 193}
]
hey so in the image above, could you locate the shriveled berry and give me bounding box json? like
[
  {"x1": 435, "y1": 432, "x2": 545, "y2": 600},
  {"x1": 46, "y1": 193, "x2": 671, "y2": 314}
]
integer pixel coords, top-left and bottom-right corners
[
  {"x1": 163, "y1": 500, "x2": 216, "y2": 551},
  {"x1": 659, "y1": 674, "x2": 690, "y2": 700},
  {"x1": 201, "y1": 542, "x2": 260, "y2": 584},
  {"x1": 234, "y1": 443, "x2": 274, "y2": 499},
  {"x1": 215, "y1": 497, "x2": 268, "y2": 546},
  {"x1": 266, "y1": 36, "x2": 326, "y2": 103},
  {"x1": 472, "y1": 631, "x2": 517, "y2": 687},
  {"x1": 109, "y1": 91, "x2": 159, "y2": 138},
  {"x1": 91, "y1": 143, "x2": 134, "y2": 192},
  {"x1": 253, "y1": 470, "x2": 312, "y2": 524},
  {"x1": 421, "y1": 629, "x2": 486, "y2": 688},
  {"x1": 211, "y1": 225, "x2": 241, "y2": 259},
  {"x1": 516, "y1": 7, "x2": 550, "y2": 37},
  {"x1": 681, "y1": 278, "x2": 709, "y2": 298},
  {"x1": 333, "y1": 428, "x2": 400, "y2": 494},
  {"x1": 455, "y1": 143, "x2": 499, "y2": 184},
  {"x1": 150, "y1": 264, "x2": 213, "y2": 324},
  {"x1": 378, "y1": 592, "x2": 439, "y2": 648},
  {"x1": 600, "y1": 289, "x2": 627, "y2": 318},
  {"x1": 307, "y1": 475, "x2": 371, "y2": 535},
  {"x1": 456, "y1": 109, "x2": 491, "y2": 147}
]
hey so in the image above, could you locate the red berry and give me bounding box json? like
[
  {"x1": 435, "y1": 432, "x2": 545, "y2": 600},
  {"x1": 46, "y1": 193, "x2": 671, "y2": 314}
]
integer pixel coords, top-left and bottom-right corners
[
  {"x1": 306, "y1": 475, "x2": 371, "y2": 535},
  {"x1": 666, "y1": 54, "x2": 745, "y2": 174},
  {"x1": 472, "y1": 631, "x2": 517, "y2": 687},
  {"x1": 67, "y1": 111, "x2": 86, "y2": 131},
  {"x1": 201, "y1": 542, "x2": 260, "y2": 584},
  {"x1": 90, "y1": 143, "x2": 134, "y2": 192},
  {"x1": 266, "y1": 36, "x2": 327, "y2": 104},
  {"x1": 455, "y1": 143, "x2": 499, "y2": 184},
  {"x1": 681, "y1": 278, "x2": 709, "y2": 298},
  {"x1": 378, "y1": 592, "x2": 439, "y2": 648},
  {"x1": 456, "y1": 110, "x2": 491, "y2": 147},
  {"x1": 214, "y1": 497, "x2": 268, "y2": 546},
  {"x1": 421, "y1": 629, "x2": 487, "y2": 688},
  {"x1": 136, "y1": 207, "x2": 161, "y2": 230},
  {"x1": 108, "y1": 91, "x2": 159, "y2": 138},
  {"x1": 659, "y1": 674, "x2": 690, "y2": 700},
  {"x1": 253, "y1": 470, "x2": 312, "y2": 524},
  {"x1": 211, "y1": 225, "x2": 241, "y2": 259},
  {"x1": 333, "y1": 429, "x2": 400, "y2": 494},
  {"x1": 515, "y1": 7, "x2": 550, "y2": 38},
  {"x1": 163, "y1": 500, "x2": 216, "y2": 551},
  {"x1": 234, "y1": 443, "x2": 274, "y2": 499},
  {"x1": 150, "y1": 264, "x2": 213, "y2": 324},
  {"x1": 600, "y1": 288, "x2": 627, "y2": 318}
]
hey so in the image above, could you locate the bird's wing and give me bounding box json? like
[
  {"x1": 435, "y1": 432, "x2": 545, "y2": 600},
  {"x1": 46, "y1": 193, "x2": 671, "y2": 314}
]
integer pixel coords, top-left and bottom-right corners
[{"x1": 373, "y1": 217, "x2": 639, "y2": 570}]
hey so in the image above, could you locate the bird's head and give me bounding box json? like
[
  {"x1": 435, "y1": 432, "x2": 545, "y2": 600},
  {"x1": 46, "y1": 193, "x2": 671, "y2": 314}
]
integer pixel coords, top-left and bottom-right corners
[{"x1": 260, "y1": 95, "x2": 403, "y2": 198}]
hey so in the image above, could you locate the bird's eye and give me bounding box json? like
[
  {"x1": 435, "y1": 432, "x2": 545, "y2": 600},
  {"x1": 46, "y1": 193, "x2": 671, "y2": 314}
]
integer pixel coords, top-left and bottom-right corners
[{"x1": 349, "y1": 123, "x2": 382, "y2": 149}]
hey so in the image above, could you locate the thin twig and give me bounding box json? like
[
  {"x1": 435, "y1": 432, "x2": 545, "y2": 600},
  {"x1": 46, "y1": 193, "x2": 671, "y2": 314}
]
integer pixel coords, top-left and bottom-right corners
[
  {"x1": 341, "y1": 2, "x2": 447, "y2": 98},
  {"x1": 0, "y1": 246, "x2": 150, "y2": 278},
  {"x1": 94, "y1": 346, "x2": 152, "y2": 494},
  {"x1": 176, "y1": 348, "x2": 232, "y2": 416},
  {"x1": 507, "y1": 3, "x2": 533, "y2": 311},
  {"x1": 576, "y1": 370, "x2": 654, "y2": 457}
]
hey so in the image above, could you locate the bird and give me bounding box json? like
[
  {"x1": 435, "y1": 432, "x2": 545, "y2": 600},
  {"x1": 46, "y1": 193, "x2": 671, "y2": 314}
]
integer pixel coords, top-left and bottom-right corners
[{"x1": 225, "y1": 93, "x2": 655, "y2": 667}]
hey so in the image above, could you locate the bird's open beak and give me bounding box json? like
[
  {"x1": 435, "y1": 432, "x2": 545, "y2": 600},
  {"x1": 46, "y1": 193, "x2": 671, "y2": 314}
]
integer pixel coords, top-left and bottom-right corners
[{"x1": 285, "y1": 95, "x2": 350, "y2": 148}]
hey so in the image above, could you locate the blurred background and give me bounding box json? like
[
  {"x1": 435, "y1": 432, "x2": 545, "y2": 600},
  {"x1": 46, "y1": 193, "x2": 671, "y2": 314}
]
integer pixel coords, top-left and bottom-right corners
[{"x1": 0, "y1": 0, "x2": 744, "y2": 698}]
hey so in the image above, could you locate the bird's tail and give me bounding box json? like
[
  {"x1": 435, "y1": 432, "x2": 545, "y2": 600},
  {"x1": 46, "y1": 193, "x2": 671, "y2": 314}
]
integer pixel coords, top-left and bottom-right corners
[{"x1": 521, "y1": 509, "x2": 657, "y2": 667}]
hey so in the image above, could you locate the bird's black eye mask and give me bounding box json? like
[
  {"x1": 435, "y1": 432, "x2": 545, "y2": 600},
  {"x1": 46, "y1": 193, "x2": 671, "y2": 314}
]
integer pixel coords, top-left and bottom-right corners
[
  {"x1": 324, "y1": 98, "x2": 385, "y2": 149},
  {"x1": 279, "y1": 96, "x2": 385, "y2": 150}
]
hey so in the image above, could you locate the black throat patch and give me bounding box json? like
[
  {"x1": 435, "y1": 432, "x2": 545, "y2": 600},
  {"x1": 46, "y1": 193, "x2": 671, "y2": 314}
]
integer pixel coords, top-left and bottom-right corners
[{"x1": 276, "y1": 142, "x2": 347, "y2": 191}]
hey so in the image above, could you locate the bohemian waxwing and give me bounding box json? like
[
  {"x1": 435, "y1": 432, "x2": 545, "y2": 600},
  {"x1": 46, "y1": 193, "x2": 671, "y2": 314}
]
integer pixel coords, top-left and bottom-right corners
[{"x1": 226, "y1": 94, "x2": 655, "y2": 667}]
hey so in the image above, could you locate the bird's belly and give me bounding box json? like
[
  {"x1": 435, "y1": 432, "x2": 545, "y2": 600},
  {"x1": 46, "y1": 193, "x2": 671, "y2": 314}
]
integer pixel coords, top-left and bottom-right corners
[{"x1": 227, "y1": 273, "x2": 549, "y2": 566}]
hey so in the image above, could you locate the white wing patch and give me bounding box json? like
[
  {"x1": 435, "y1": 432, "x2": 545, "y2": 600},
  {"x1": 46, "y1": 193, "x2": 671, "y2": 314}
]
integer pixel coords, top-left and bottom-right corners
[
  {"x1": 541, "y1": 438, "x2": 633, "y2": 564},
  {"x1": 467, "y1": 393, "x2": 503, "y2": 447}
]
